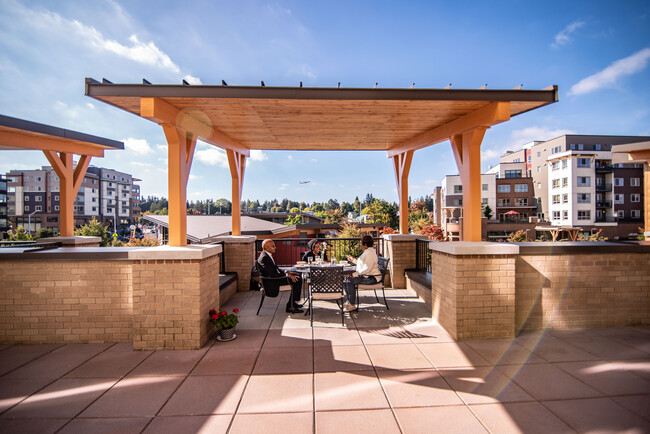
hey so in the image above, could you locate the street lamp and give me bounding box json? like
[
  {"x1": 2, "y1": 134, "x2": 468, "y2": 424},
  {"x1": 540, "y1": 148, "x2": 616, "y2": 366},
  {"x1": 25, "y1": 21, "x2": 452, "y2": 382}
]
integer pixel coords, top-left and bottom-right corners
[{"x1": 27, "y1": 210, "x2": 37, "y2": 236}]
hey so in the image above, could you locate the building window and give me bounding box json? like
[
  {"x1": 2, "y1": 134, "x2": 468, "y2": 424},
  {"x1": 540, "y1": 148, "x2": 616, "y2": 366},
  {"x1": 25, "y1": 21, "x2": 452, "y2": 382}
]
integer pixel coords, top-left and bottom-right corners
[
  {"x1": 617, "y1": 210, "x2": 624, "y2": 219},
  {"x1": 24, "y1": 176, "x2": 29, "y2": 181},
  {"x1": 92, "y1": 206, "x2": 97, "y2": 212},
  {"x1": 577, "y1": 193, "x2": 591, "y2": 203},
  {"x1": 35, "y1": 205, "x2": 42, "y2": 211},
  {"x1": 35, "y1": 196, "x2": 42, "y2": 202},
  {"x1": 528, "y1": 155, "x2": 531, "y2": 163},
  {"x1": 562, "y1": 177, "x2": 568, "y2": 187},
  {"x1": 562, "y1": 193, "x2": 568, "y2": 203},
  {"x1": 453, "y1": 185, "x2": 462, "y2": 194},
  {"x1": 537, "y1": 182, "x2": 542, "y2": 189},
  {"x1": 552, "y1": 211, "x2": 560, "y2": 220},
  {"x1": 35, "y1": 176, "x2": 41, "y2": 181},
  {"x1": 562, "y1": 159, "x2": 568, "y2": 169},
  {"x1": 24, "y1": 205, "x2": 29, "y2": 211},
  {"x1": 552, "y1": 179, "x2": 560, "y2": 189},
  {"x1": 482, "y1": 184, "x2": 488, "y2": 191},
  {"x1": 552, "y1": 195, "x2": 560, "y2": 204},
  {"x1": 497, "y1": 198, "x2": 511, "y2": 207},
  {"x1": 631, "y1": 210, "x2": 641, "y2": 219},
  {"x1": 505, "y1": 170, "x2": 522, "y2": 178},
  {"x1": 578, "y1": 144, "x2": 584, "y2": 150},
  {"x1": 631, "y1": 178, "x2": 640, "y2": 187},
  {"x1": 614, "y1": 178, "x2": 623, "y2": 187},
  {"x1": 497, "y1": 185, "x2": 511, "y2": 193},
  {"x1": 577, "y1": 158, "x2": 590, "y2": 168},
  {"x1": 562, "y1": 210, "x2": 568, "y2": 220},
  {"x1": 595, "y1": 144, "x2": 601, "y2": 151},
  {"x1": 577, "y1": 210, "x2": 590, "y2": 220},
  {"x1": 537, "y1": 166, "x2": 541, "y2": 172},
  {"x1": 453, "y1": 199, "x2": 462, "y2": 206},
  {"x1": 515, "y1": 198, "x2": 528, "y2": 206},
  {"x1": 551, "y1": 161, "x2": 560, "y2": 171},
  {"x1": 54, "y1": 205, "x2": 59, "y2": 211},
  {"x1": 577, "y1": 176, "x2": 590, "y2": 187},
  {"x1": 537, "y1": 151, "x2": 541, "y2": 157},
  {"x1": 25, "y1": 196, "x2": 30, "y2": 202},
  {"x1": 514, "y1": 184, "x2": 528, "y2": 192},
  {"x1": 481, "y1": 198, "x2": 488, "y2": 205},
  {"x1": 614, "y1": 194, "x2": 624, "y2": 204},
  {"x1": 631, "y1": 194, "x2": 640, "y2": 202}
]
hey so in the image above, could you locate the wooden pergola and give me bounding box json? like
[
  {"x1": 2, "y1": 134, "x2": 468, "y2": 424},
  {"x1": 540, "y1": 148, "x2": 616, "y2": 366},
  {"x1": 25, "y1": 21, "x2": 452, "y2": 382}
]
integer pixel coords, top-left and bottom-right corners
[
  {"x1": 612, "y1": 141, "x2": 650, "y2": 239},
  {"x1": 0, "y1": 114, "x2": 123, "y2": 236},
  {"x1": 85, "y1": 79, "x2": 557, "y2": 245}
]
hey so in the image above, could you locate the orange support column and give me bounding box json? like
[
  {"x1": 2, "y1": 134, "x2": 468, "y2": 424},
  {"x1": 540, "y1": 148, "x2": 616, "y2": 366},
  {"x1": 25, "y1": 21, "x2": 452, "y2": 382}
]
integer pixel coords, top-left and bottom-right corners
[
  {"x1": 43, "y1": 151, "x2": 91, "y2": 236},
  {"x1": 392, "y1": 151, "x2": 414, "y2": 234},
  {"x1": 450, "y1": 128, "x2": 486, "y2": 242},
  {"x1": 227, "y1": 150, "x2": 246, "y2": 236},
  {"x1": 162, "y1": 124, "x2": 196, "y2": 246}
]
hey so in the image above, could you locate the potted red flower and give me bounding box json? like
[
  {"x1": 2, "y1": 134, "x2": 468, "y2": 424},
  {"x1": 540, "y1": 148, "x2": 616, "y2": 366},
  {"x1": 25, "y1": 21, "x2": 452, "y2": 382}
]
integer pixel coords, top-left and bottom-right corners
[{"x1": 209, "y1": 308, "x2": 240, "y2": 341}]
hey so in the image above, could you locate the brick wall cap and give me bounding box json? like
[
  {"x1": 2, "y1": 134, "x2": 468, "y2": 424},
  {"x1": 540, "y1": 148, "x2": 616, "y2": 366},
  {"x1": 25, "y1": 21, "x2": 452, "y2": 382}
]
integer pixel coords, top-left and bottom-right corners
[
  {"x1": 208, "y1": 235, "x2": 256, "y2": 244},
  {"x1": 383, "y1": 234, "x2": 428, "y2": 241},
  {"x1": 127, "y1": 244, "x2": 222, "y2": 260},
  {"x1": 40, "y1": 236, "x2": 101, "y2": 246},
  {"x1": 430, "y1": 241, "x2": 519, "y2": 255},
  {"x1": 517, "y1": 241, "x2": 650, "y2": 254}
]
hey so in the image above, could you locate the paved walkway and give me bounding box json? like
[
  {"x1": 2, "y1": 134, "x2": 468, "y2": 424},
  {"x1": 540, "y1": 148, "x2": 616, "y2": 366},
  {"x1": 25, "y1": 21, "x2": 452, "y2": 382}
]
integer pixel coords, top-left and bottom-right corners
[{"x1": 1, "y1": 289, "x2": 649, "y2": 433}]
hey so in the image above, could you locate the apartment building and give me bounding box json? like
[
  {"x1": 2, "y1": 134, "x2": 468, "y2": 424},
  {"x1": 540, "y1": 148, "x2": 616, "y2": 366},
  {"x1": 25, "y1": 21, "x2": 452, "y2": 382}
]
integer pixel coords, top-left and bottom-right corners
[
  {"x1": 5, "y1": 166, "x2": 141, "y2": 233},
  {"x1": 0, "y1": 175, "x2": 8, "y2": 235},
  {"x1": 485, "y1": 162, "x2": 536, "y2": 223},
  {"x1": 439, "y1": 173, "x2": 496, "y2": 238}
]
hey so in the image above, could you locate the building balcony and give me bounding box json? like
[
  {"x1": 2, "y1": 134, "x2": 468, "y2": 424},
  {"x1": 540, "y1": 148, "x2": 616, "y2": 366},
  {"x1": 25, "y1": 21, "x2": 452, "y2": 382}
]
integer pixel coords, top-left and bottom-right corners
[
  {"x1": 595, "y1": 216, "x2": 618, "y2": 223},
  {"x1": 596, "y1": 184, "x2": 612, "y2": 192},
  {"x1": 596, "y1": 201, "x2": 612, "y2": 208},
  {"x1": 595, "y1": 164, "x2": 614, "y2": 173}
]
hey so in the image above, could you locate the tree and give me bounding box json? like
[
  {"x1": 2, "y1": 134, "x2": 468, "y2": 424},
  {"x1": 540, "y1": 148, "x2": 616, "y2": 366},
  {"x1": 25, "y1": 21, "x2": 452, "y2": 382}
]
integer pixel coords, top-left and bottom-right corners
[
  {"x1": 34, "y1": 227, "x2": 55, "y2": 239},
  {"x1": 353, "y1": 197, "x2": 361, "y2": 214},
  {"x1": 284, "y1": 214, "x2": 302, "y2": 225},
  {"x1": 483, "y1": 205, "x2": 493, "y2": 219},
  {"x1": 9, "y1": 226, "x2": 31, "y2": 241},
  {"x1": 419, "y1": 224, "x2": 445, "y2": 241},
  {"x1": 339, "y1": 202, "x2": 353, "y2": 215},
  {"x1": 289, "y1": 207, "x2": 301, "y2": 214},
  {"x1": 329, "y1": 223, "x2": 364, "y2": 260},
  {"x1": 74, "y1": 217, "x2": 111, "y2": 246},
  {"x1": 364, "y1": 199, "x2": 398, "y2": 227},
  {"x1": 312, "y1": 203, "x2": 325, "y2": 212},
  {"x1": 323, "y1": 209, "x2": 344, "y2": 224}
]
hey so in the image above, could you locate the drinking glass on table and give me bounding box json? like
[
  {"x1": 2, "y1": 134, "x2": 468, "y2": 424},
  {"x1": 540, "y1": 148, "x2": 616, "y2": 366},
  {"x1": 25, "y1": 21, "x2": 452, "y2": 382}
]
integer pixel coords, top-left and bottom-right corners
[{"x1": 308, "y1": 257, "x2": 313, "y2": 265}]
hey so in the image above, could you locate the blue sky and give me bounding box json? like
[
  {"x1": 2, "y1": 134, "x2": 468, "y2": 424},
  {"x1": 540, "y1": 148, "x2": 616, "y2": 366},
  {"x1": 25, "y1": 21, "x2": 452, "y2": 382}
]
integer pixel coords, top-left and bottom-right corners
[{"x1": 1, "y1": 0, "x2": 649, "y2": 204}]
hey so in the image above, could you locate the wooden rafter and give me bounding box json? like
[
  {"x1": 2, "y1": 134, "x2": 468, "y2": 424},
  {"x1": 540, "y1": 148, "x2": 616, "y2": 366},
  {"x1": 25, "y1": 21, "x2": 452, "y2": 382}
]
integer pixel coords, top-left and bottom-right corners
[{"x1": 1, "y1": 130, "x2": 105, "y2": 157}]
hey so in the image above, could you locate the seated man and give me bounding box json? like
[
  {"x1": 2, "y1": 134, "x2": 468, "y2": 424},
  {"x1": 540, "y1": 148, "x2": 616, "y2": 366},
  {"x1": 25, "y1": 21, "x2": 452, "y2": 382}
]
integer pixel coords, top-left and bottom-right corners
[
  {"x1": 257, "y1": 239, "x2": 304, "y2": 313},
  {"x1": 301, "y1": 238, "x2": 323, "y2": 262},
  {"x1": 344, "y1": 234, "x2": 379, "y2": 312}
]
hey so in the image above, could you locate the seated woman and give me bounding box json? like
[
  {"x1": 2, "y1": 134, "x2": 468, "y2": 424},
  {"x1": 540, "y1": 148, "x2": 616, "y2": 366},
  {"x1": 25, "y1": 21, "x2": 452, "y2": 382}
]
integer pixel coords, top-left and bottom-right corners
[
  {"x1": 344, "y1": 234, "x2": 379, "y2": 312},
  {"x1": 301, "y1": 239, "x2": 325, "y2": 262}
]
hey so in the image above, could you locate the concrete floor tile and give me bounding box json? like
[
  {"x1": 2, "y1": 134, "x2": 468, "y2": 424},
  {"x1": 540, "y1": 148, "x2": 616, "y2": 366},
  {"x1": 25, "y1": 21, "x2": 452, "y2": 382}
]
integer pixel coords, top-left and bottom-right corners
[
  {"x1": 543, "y1": 397, "x2": 650, "y2": 433},
  {"x1": 58, "y1": 417, "x2": 151, "y2": 434},
  {"x1": 215, "y1": 329, "x2": 267, "y2": 350},
  {"x1": 0, "y1": 418, "x2": 69, "y2": 434},
  {"x1": 555, "y1": 360, "x2": 650, "y2": 396},
  {"x1": 0, "y1": 344, "x2": 62, "y2": 377},
  {"x1": 470, "y1": 402, "x2": 574, "y2": 434},
  {"x1": 192, "y1": 348, "x2": 259, "y2": 375},
  {"x1": 611, "y1": 394, "x2": 650, "y2": 422},
  {"x1": 159, "y1": 375, "x2": 248, "y2": 415},
  {"x1": 238, "y1": 373, "x2": 312, "y2": 413},
  {"x1": 263, "y1": 328, "x2": 313, "y2": 348},
  {"x1": 2, "y1": 377, "x2": 118, "y2": 419},
  {"x1": 0, "y1": 378, "x2": 53, "y2": 413},
  {"x1": 439, "y1": 366, "x2": 534, "y2": 404},
  {"x1": 365, "y1": 343, "x2": 434, "y2": 370},
  {"x1": 3, "y1": 344, "x2": 110, "y2": 379},
  {"x1": 314, "y1": 345, "x2": 373, "y2": 372},
  {"x1": 497, "y1": 363, "x2": 602, "y2": 401},
  {"x1": 315, "y1": 409, "x2": 400, "y2": 434},
  {"x1": 144, "y1": 415, "x2": 232, "y2": 434},
  {"x1": 377, "y1": 369, "x2": 464, "y2": 407},
  {"x1": 606, "y1": 359, "x2": 650, "y2": 381},
  {"x1": 127, "y1": 349, "x2": 207, "y2": 377},
  {"x1": 524, "y1": 336, "x2": 601, "y2": 363},
  {"x1": 236, "y1": 315, "x2": 274, "y2": 330},
  {"x1": 358, "y1": 327, "x2": 415, "y2": 345},
  {"x1": 65, "y1": 350, "x2": 151, "y2": 378},
  {"x1": 314, "y1": 371, "x2": 388, "y2": 411},
  {"x1": 80, "y1": 376, "x2": 183, "y2": 417},
  {"x1": 230, "y1": 412, "x2": 313, "y2": 434},
  {"x1": 253, "y1": 346, "x2": 313, "y2": 374},
  {"x1": 401, "y1": 322, "x2": 457, "y2": 343},
  {"x1": 416, "y1": 342, "x2": 491, "y2": 368},
  {"x1": 464, "y1": 339, "x2": 546, "y2": 365},
  {"x1": 395, "y1": 406, "x2": 488, "y2": 434},
  {"x1": 313, "y1": 327, "x2": 362, "y2": 346},
  {"x1": 560, "y1": 336, "x2": 650, "y2": 359}
]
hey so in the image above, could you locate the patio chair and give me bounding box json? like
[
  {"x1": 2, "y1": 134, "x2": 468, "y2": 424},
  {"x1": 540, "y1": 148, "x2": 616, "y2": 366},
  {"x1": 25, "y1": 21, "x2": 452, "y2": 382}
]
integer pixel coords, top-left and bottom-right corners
[
  {"x1": 356, "y1": 256, "x2": 390, "y2": 310},
  {"x1": 308, "y1": 265, "x2": 346, "y2": 326},
  {"x1": 255, "y1": 265, "x2": 292, "y2": 315}
]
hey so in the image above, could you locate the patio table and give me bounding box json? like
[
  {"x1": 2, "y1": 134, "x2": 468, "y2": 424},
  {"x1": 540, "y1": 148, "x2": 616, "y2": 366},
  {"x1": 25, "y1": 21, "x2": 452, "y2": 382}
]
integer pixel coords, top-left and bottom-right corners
[{"x1": 285, "y1": 263, "x2": 356, "y2": 312}]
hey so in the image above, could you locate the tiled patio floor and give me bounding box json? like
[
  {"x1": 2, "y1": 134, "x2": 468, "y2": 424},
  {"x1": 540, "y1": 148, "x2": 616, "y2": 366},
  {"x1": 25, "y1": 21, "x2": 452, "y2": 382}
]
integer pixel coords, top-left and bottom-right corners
[{"x1": 1, "y1": 289, "x2": 649, "y2": 433}]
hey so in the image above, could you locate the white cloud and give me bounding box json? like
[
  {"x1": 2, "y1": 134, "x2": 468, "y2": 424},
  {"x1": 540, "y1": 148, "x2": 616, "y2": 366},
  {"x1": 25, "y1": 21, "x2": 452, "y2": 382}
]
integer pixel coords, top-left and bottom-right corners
[
  {"x1": 130, "y1": 161, "x2": 152, "y2": 167},
  {"x1": 552, "y1": 20, "x2": 585, "y2": 48},
  {"x1": 183, "y1": 74, "x2": 202, "y2": 85},
  {"x1": 509, "y1": 126, "x2": 576, "y2": 146},
  {"x1": 287, "y1": 155, "x2": 293, "y2": 160},
  {"x1": 249, "y1": 150, "x2": 268, "y2": 161},
  {"x1": 123, "y1": 138, "x2": 153, "y2": 156},
  {"x1": 86, "y1": 103, "x2": 94, "y2": 109},
  {"x1": 310, "y1": 158, "x2": 318, "y2": 162},
  {"x1": 278, "y1": 183, "x2": 289, "y2": 190},
  {"x1": 189, "y1": 174, "x2": 200, "y2": 180},
  {"x1": 156, "y1": 144, "x2": 168, "y2": 153},
  {"x1": 195, "y1": 147, "x2": 228, "y2": 167},
  {"x1": 569, "y1": 48, "x2": 650, "y2": 96}
]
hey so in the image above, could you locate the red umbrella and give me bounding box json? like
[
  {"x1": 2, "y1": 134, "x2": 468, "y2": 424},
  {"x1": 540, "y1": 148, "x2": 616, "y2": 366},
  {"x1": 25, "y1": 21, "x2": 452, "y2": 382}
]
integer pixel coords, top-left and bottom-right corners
[{"x1": 504, "y1": 210, "x2": 520, "y2": 215}]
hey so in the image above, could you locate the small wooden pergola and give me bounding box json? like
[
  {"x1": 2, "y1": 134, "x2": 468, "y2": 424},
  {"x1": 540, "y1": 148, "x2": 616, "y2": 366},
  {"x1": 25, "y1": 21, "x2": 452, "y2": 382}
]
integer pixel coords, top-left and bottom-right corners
[
  {"x1": 85, "y1": 79, "x2": 557, "y2": 245},
  {"x1": 0, "y1": 114, "x2": 123, "y2": 236}
]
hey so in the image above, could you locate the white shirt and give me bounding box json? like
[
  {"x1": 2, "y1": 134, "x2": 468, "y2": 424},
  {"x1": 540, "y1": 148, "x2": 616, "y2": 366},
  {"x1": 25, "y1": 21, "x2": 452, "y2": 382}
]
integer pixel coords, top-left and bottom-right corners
[{"x1": 355, "y1": 247, "x2": 380, "y2": 277}]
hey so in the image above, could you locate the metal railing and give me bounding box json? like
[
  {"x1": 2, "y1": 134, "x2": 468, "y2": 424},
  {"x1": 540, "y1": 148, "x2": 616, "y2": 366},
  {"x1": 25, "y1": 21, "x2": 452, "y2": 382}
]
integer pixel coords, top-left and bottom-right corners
[
  {"x1": 207, "y1": 241, "x2": 227, "y2": 273},
  {"x1": 596, "y1": 184, "x2": 612, "y2": 192},
  {"x1": 415, "y1": 239, "x2": 431, "y2": 273},
  {"x1": 254, "y1": 237, "x2": 385, "y2": 267}
]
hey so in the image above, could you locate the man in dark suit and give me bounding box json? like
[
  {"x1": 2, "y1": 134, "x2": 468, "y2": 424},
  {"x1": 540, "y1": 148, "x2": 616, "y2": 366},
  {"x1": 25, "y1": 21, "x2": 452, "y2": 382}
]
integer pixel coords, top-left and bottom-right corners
[{"x1": 257, "y1": 239, "x2": 304, "y2": 313}]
